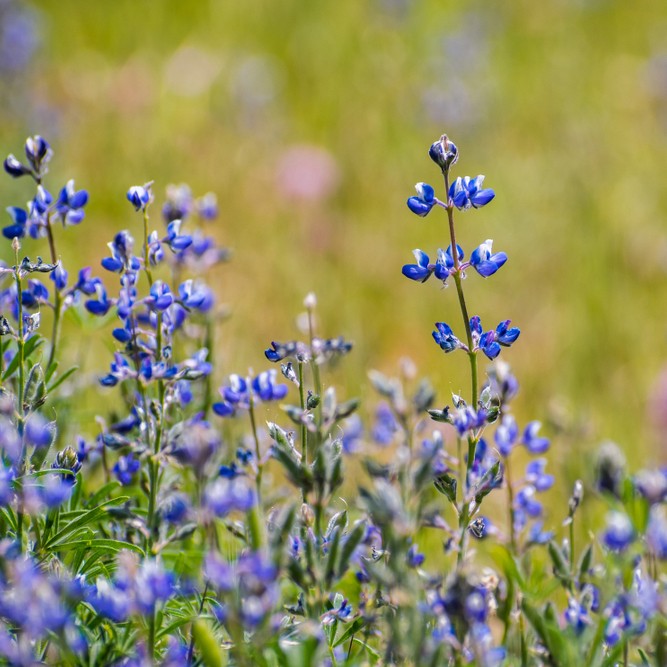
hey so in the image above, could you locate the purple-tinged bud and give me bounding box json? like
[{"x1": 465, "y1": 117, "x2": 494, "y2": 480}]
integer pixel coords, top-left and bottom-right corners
[
  {"x1": 429, "y1": 134, "x2": 459, "y2": 172},
  {"x1": 568, "y1": 479, "x2": 584, "y2": 517},
  {"x1": 3, "y1": 154, "x2": 31, "y2": 178},
  {"x1": 126, "y1": 184, "x2": 152, "y2": 211},
  {"x1": 24, "y1": 135, "x2": 52, "y2": 175}
]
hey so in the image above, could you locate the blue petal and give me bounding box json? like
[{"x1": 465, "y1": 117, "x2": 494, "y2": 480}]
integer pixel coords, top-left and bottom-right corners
[
  {"x1": 471, "y1": 189, "x2": 495, "y2": 208},
  {"x1": 69, "y1": 190, "x2": 89, "y2": 209},
  {"x1": 2, "y1": 223, "x2": 26, "y2": 239},
  {"x1": 402, "y1": 264, "x2": 432, "y2": 282},
  {"x1": 212, "y1": 401, "x2": 235, "y2": 417},
  {"x1": 407, "y1": 197, "x2": 433, "y2": 217},
  {"x1": 473, "y1": 261, "x2": 499, "y2": 277},
  {"x1": 412, "y1": 249, "x2": 429, "y2": 267},
  {"x1": 101, "y1": 257, "x2": 123, "y2": 272}
]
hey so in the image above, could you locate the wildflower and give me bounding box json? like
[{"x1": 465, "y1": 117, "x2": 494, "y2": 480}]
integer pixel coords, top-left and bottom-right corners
[
  {"x1": 470, "y1": 240, "x2": 507, "y2": 277},
  {"x1": 522, "y1": 421, "x2": 550, "y2": 454},
  {"x1": 113, "y1": 453, "x2": 140, "y2": 486},
  {"x1": 54, "y1": 180, "x2": 88, "y2": 226},
  {"x1": 406, "y1": 544, "x2": 425, "y2": 568},
  {"x1": 24, "y1": 135, "x2": 52, "y2": 175},
  {"x1": 429, "y1": 134, "x2": 458, "y2": 172},
  {"x1": 205, "y1": 477, "x2": 256, "y2": 516},
  {"x1": 52, "y1": 446, "x2": 82, "y2": 484},
  {"x1": 494, "y1": 415, "x2": 518, "y2": 457},
  {"x1": 602, "y1": 511, "x2": 634, "y2": 551},
  {"x1": 407, "y1": 182, "x2": 436, "y2": 217},
  {"x1": 2, "y1": 206, "x2": 27, "y2": 239},
  {"x1": 525, "y1": 459, "x2": 554, "y2": 491},
  {"x1": 126, "y1": 184, "x2": 152, "y2": 211},
  {"x1": 449, "y1": 175, "x2": 495, "y2": 210},
  {"x1": 401, "y1": 246, "x2": 460, "y2": 283},
  {"x1": 432, "y1": 322, "x2": 463, "y2": 353},
  {"x1": 477, "y1": 319, "x2": 520, "y2": 360}
]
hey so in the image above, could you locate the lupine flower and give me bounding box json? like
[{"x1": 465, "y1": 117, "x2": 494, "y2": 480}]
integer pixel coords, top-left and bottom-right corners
[
  {"x1": 406, "y1": 543, "x2": 425, "y2": 568},
  {"x1": 127, "y1": 184, "x2": 152, "y2": 211},
  {"x1": 24, "y1": 135, "x2": 52, "y2": 175},
  {"x1": 102, "y1": 230, "x2": 140, "y2": 273},
  {"x1": 476, "y1": 319, "x2": 520, "y2": 360},
  {"x1": 163, "y1": 219, "x2": 192, "y2": 252},
  {"x1": 4, "y1": 154, "x2": 31, "y2": 178},
  {"x1": 402, "y1": 246, "x2": 460, "y2": 283},
  {"x1": 564, "y1": 597, "x2": 591, "y2": 634},
  {"x1": 213, "y1": 370, "x2": 288, "y2": 417},
  {"x1": 494, "y1": 415, "x2": 518, "y2": 457},
  {"x1": 449, "y1": 175, "x2": 495, "y2": 210},
  {"x1": 24, "y1": 413, "x2": 54, "y2": 449},
  {"x1": 432, "y1": 322, "x2": 463, "y2": 353},
  {"x1": 525, "y1": 458, "x2": 554, "y2": 491},
  {"x1": 196, "y1": 192, "x2": 218, "y2": 219},
  {"x1": 522, "y1": 421, "x2": 550, "y2": 454},
  {"x1": 145, "y1": 280, "x2": 173, "y2": 311},
  {"x1": 85, "y1": 280, "x2": 112, "y2": 316},
  {"x1": 26, "y1": 185, "x2": 53, "y2": 238},
  {"x1": 52, "y1": 446, "x2": 82, "y2": 483},
  {"x1": 646, "y1": 507, "x2": 667, "y2": 559},
  {"x1": 162, "y1": 183, "x2": 193, "y2": 222},
  {"x1": 470, "y1": 240, "x2": 507, "y2": 277},
  {"x1": 113, "y1": 453, "x2": 140, "y2": 486},
  {"x1": 602, "y1": 511, "x2": 634, "y2": 551},
  {"x1": 2, "y1": 206, "x2": 27, "y2": 239},
  {"x1": 55, "y1": 179, "x2": 88, "y2": 226},
  {"x1": 634, "y1": 468, "x2": 667, "y2": 504},
  {"x1": 371, "y1": 403, "x2": 397, "y2": 445},
  {"x1": 515, "y1": 486, "x2": 542, "y2": 518},
  {"x1": 321, "y1": 596, "x2": 353, "y2": 625},
  {"x1": 429, "y1": 134, "x2": 458, "y2": 172},
  {"x1": 407, "y1": 182, "x2": 437, "y2": 217}
]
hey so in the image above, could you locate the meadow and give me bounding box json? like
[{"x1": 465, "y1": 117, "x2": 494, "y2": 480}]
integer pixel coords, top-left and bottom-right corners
[{"x1": 0, "y1": 0, "x2": 666, "y2": 664}]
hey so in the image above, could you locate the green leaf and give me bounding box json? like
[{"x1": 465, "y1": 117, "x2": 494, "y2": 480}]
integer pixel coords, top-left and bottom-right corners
[
  {"x1": 434, "y1": 473, "x2": 457, "y2": 504},
  {"x1": 337, "y1": 521, "x2": 366, "y2": 578},
  {"x1": 547, "y1": 541, "x2": 571, "y2": 586},
  {"x1": 44, "y1": 497, "x2": 129, "y2": 550},
  {"x1": 47, "y1": 365, "x2": 79, "y2": 393},
  {"x1": 333, "y1": 617, "x2": 367, "y2": 648},
  {"x1": 55, "y1": 538, "x2": 144, "y2": 555}
]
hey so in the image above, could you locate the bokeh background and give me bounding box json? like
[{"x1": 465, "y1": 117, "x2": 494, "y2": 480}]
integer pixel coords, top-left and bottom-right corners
[{"x1": 1, "y1": 0, "x2": 667, "y2": 484}]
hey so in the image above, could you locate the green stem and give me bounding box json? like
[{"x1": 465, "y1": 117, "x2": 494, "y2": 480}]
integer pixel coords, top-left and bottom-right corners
[
  {"x1": 297, "y1": 361, "x2": 307, "y2": 465},
  {"x1": 44, "y1": 215, "x2": 61, "y2": 371},
  {"x1": 248, "y1": 397, "x2": 263, "y2": 495},
  {"x1": 505, "y1": 456, "x2": 517, "y2": 554}
]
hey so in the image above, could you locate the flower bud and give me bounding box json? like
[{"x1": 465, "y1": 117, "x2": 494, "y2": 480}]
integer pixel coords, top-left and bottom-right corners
[
  {"x1": 300, "y1": 502, "x2": 315, "y2": 527},
  {"x1": 568, "y1": 479, "x2": 584, "y2": 517},
  {"x1": 429, "y1": 134, "x2": 459, "y2": 172}
]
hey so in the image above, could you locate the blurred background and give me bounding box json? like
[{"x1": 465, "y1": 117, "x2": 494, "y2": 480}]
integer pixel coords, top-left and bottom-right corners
[{"x1": 1, "y1": 0, "x2": 667, "y2": 482}]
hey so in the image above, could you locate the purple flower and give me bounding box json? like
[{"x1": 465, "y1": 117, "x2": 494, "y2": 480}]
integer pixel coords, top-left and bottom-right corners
[
  {"x1": 127, "y1": 184, "x2": 151, "y2": 211},
  {"x1": 205, "y1": 477, "x2": 256, "y2": 516},
  {"x1": 2, "y1": 206, "x2": 27, "y2": 239},
  {"x1": 522, "y1": 421, "x2": 550, "y2": 454},
  {"x1": 163, "y1": 219, "x2": 192, "y2": 252},
  {"x1": 55, "y1": 180, "x2": 88, "y2": 226},
  {"x1": 494, "y1": 415, "x2": 518, "y2": 457},
  {"x1": 402, "y1": 245, "x2": 461, "y2": 283},
  {"x1": 432, "y1": 322, "x2": 463, "y2": 353},
  {"x1": 113, "y1": 453, "x2": 140, "y2": 486},
  {"x1": 407, "y1": 182, "x2": 436, "y2": 217},
  {"x1": 602, "y1": 511, "x2": 634, "y2": 551},
  {"x1": 449, "y1": 175, "x2": 495, "y2": 210},
  {"x1": 470, "y1": 240, "x2": 507, "y2": 277},
  {"x1": 525, "y1": 459, "x2": 554, "y2": 492}
]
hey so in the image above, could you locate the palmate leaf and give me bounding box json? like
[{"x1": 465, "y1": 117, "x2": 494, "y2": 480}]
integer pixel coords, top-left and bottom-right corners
[{"x1": 43, "y1": 496, "x2": 129, "y2": 550}]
